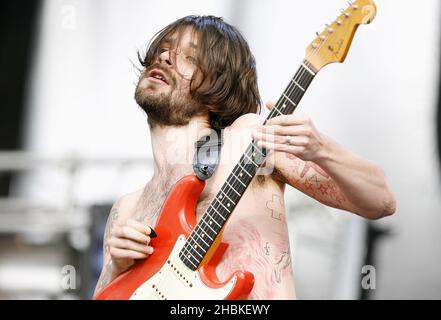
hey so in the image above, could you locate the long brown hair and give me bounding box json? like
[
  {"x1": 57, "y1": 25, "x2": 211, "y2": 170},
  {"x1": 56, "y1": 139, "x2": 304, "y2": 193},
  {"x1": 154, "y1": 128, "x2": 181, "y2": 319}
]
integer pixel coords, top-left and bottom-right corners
[{"x1": 139, "y1": 15, "x2": 261, "y2": 130}]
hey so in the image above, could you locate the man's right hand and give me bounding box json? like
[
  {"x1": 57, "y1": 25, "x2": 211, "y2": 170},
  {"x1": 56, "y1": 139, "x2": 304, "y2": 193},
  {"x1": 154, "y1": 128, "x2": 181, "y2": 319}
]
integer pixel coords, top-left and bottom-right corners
[{"x1": 107, "y1": 219, "x2": 155, "y2": 275}]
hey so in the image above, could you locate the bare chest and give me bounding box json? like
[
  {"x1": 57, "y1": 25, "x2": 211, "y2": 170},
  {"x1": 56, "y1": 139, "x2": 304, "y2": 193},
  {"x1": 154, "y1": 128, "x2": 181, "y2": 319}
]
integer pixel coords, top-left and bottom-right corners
[{"x1": 132, "y1": 164, "x2": 288, "y2": 239}]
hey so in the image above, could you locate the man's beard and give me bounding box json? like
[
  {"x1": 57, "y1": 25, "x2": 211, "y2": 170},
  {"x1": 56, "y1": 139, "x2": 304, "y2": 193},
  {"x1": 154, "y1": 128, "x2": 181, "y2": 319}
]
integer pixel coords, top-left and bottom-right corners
[{"x1": 135, "y1": 66, "x2": 205, "y2": 127}]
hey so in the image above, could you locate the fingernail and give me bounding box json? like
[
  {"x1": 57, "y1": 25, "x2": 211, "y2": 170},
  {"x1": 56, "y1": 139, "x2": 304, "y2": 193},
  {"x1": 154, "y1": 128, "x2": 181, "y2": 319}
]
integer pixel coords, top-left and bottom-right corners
[
  {"x1": 149, "y1": 247, "x2": 154, "y2": 254},
  {"x1": 149, "y1": 227, "x2": 157, "y2": 238}
]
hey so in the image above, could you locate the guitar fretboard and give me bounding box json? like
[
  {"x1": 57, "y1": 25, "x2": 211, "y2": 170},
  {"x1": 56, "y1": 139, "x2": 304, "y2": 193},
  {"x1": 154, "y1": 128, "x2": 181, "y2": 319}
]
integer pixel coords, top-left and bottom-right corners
[{"x1": 179, "y1": 60, "x2": 317, "y2": 270}]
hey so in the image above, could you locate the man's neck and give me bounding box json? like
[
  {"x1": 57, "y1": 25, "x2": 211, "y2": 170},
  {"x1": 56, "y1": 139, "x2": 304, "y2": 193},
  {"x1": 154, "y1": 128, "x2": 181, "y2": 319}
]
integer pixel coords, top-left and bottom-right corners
[{"x1": 149, "y1": 115, "x2": 212, "y2": 179}]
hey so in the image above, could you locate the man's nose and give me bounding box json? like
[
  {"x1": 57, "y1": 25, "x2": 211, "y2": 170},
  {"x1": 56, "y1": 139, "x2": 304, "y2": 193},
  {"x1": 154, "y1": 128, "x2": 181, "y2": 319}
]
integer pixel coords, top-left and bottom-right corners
[{"x1": 158, "y1": 49, "x2": 173, "y2": 67}]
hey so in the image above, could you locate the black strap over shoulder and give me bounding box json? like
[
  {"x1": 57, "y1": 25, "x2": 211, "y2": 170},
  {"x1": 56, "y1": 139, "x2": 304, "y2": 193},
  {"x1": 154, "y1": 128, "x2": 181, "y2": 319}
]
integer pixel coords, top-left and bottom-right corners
[{"x1": 193, "y1": 128, "x2": 223, "y2": 180}]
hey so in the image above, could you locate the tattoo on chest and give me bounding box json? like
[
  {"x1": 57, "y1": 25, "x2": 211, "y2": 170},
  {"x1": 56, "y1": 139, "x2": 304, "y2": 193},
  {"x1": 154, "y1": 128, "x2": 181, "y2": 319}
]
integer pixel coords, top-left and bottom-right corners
[
  {"x1": 214, "y1": 219, "x2": 295, "y2": 299},
  {"x1": 274, "y1": 251, "x2": 292, "y2": 283},
  {"x1": 264, "y1": 242, "x2": 270, "y2": 255},
  {"x1": 266, "y1": 194, "x2": 284, "y2": 221}
]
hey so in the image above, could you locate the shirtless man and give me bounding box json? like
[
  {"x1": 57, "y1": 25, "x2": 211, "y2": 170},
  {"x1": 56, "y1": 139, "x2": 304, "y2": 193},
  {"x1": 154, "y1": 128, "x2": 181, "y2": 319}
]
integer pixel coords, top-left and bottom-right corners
[{"x1": 93, "y1": 15, "x2": 396, "y2": 299}]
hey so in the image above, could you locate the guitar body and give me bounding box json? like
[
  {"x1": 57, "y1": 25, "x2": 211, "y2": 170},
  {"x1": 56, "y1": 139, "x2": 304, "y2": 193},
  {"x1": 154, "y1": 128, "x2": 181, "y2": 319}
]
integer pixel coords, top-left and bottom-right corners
[{"x1": 95, "y1": 175, "x2": 254, "y2": 300}]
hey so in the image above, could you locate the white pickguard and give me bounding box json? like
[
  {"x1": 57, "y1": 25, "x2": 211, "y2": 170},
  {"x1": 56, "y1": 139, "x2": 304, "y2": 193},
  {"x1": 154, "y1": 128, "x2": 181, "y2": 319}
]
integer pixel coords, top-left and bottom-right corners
[{"x1": 130, "y1": 235, "x2": 236, "y2": 300}]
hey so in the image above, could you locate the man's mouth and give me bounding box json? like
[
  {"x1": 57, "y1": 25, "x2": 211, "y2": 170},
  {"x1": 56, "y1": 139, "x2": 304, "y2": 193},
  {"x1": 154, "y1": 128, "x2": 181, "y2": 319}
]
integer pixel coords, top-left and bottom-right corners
[{"x1": 147, "y1": 69, "x2": 169, "y2": 85}]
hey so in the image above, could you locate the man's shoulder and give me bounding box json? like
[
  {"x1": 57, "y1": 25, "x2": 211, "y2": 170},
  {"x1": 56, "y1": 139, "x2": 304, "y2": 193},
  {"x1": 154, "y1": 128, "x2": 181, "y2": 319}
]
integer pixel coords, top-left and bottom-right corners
[
  {"x1": 227, "y1": 112, "x2": 263, "y2": 130},
  {"x1": 111, "y1": 188, "x2": 145, "y2": 219},
  {"x1": 118, "y1": 188, "x2": 144, "y2": 204}
]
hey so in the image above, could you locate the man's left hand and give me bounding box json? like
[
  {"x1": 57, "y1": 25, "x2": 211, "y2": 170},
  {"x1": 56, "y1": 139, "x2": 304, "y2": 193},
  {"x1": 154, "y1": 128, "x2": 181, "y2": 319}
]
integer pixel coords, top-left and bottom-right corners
[{"x1": 252, "y1": 101, "x2": 327, "y2": 162}]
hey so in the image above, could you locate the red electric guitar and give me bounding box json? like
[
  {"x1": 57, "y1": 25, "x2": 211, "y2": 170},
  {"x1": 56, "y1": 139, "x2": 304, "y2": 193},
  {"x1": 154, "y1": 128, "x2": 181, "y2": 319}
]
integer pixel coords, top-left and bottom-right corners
[{"x1": 95, "y1": 0, "x2": 376, "y2": 300}]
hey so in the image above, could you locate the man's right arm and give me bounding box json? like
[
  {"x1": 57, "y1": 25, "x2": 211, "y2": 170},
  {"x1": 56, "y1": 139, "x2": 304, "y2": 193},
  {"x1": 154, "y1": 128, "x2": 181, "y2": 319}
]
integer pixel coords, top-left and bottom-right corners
[{"x1": 93, "y1": 198, "x2": 154, "y2": 298}]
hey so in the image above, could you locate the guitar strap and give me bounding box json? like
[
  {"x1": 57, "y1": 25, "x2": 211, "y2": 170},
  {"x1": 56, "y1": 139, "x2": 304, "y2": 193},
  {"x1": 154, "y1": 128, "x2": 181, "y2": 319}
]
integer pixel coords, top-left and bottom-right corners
[{"x1": 193, "y1": 128, "x2": 223, "y2": 180}]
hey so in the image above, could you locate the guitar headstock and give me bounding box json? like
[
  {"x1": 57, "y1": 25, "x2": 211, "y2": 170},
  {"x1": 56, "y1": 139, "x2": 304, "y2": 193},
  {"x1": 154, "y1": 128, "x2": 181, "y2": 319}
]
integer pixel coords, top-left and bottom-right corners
[{"x1": 305, "y1": 0, "x2": 376, "y2": 72}]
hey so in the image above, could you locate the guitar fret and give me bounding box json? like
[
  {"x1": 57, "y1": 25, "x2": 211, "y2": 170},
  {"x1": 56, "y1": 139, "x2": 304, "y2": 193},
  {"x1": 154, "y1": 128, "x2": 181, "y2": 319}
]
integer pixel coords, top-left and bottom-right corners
[
  {"x1": 291, "y1": 79, "x2": 305, "y2": 92},
  {"x1": 188, "y1": 234, "x2": 209, "y2": 251},
  {"x1": 237, "y1": 162, "x2": 253, "y2": 178},
  {"x1": 181, "y1": 254, "x2": 198, "y2": 269},
  {"x1": 250, "y1": 143, "x2": 265, "y2": 157},
  {"x1": 272, "y1": 107, "x2": 283, "y2": 116},
  {"x1": 220, "y1": 190, "x2": 236, "y2": 205},
  {"x1": 201, "y1": 218, "x2": 217, "y2": 234},
  {"x1": 206, "y1": 211, "x2": 222, "y2": 228},
  {"x1": 180, "y1": 248, "x2": 199, "y2": 264},
  {"x1": 298, "y1": 69, "x2": 314, "y2": 89},
  {"x1": 209, "y1": 205, "x2": 226, "y2": 221},
  {"x1": 194, "y1": 232, "x2": 210, "y2": 247},
  {"x1": 197, "y1": 225, "x2": 214, "y2": 241},
  {"x1": 215, "y1": 198, "x2": 231, "y2": 213},
  {"x1": 282, "y1": 93, "x2": 296, "y2": 106},
  {"x1": 187, "y1": 259, "x2": 197, "y2": 269},
  {"x1": 301, "y1": 63, "x2": 316, "y2": 76},
  {"x1": 297, "y1": 76, "x2": 311, "y2": 90},
  {"x1": 231, "y1": 173, "x2": 247, "y2": 188},
  {"x1": 225, "y1": 179, "x2": 241, "y2": 196},
  {"x1": 243, "y1": 153, "x2": 258, "y2": 167},
  {"x1": 186, "y1": 243, "x2": 204, "y2": 258}
]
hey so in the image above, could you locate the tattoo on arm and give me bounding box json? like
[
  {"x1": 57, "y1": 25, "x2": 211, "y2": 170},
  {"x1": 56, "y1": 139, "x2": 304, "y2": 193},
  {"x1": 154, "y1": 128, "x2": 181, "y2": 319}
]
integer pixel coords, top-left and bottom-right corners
[
  {"x1": 282, "y1": 153, "x2": 348, "y2": 209},
  {"x1": 94, "y1": 202, "x2": 120, "y2": 296},
  {"x1": 94, "y1": 260, "x2": 113, "y2": 295},
  {"x1": 103, "y1": 203, "x2": 119, "y2": 255}
]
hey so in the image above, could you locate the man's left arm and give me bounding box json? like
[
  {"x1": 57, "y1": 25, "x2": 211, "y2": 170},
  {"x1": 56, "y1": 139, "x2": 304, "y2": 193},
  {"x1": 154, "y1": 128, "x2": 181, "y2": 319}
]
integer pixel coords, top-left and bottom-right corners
[{"x1": 253, "y1": 102, "x2": 396, "y2": 220}]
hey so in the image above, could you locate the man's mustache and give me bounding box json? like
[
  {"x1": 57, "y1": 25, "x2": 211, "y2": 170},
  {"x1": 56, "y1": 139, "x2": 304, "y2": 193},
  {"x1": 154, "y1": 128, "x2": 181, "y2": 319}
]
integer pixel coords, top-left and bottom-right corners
[{"x1": 144, "y1": 63, "x2": 175, "y2": 86}]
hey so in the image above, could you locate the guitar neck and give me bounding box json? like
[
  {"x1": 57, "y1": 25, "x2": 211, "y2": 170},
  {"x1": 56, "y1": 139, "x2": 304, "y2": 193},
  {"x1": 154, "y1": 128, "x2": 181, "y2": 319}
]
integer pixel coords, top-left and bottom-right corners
[{"x1": 179, "y1": 59, "x2": 317, "y2": 270}]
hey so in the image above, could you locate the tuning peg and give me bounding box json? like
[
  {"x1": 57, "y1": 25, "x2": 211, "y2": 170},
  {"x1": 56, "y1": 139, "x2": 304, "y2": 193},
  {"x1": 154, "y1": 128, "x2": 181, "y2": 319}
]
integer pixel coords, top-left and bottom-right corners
[
  {"x1": 325, "y1": 24, "x2": 334, "y2": 33},
  {"x1": 348, "y1": 1, "x2": 358, "y2": 10},
  {"x1": 315, "y1": 32, "x2": 326, "y2": 41},
  {"x1": 340, "y1": 9, "x2": 350, "y2": 18},
  {"x1": 336, "y1": 19, "x2": 342, "y2": 26},
  {"x1": 315, "y1": 32, "x2": 325, "y2": 40}
]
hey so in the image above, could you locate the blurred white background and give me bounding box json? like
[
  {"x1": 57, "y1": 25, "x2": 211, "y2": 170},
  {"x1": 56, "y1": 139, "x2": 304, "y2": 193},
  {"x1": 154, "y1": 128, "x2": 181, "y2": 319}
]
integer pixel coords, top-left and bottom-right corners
[{"x1": 0, "y1": 0, "x2": 440, "y2": 299}]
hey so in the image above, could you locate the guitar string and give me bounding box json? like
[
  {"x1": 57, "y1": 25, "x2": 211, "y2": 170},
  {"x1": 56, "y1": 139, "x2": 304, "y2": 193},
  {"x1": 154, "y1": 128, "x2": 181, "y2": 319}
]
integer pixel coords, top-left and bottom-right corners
[{"x1": 180, "y1": 9, "x2": 347, "y2": 268}]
